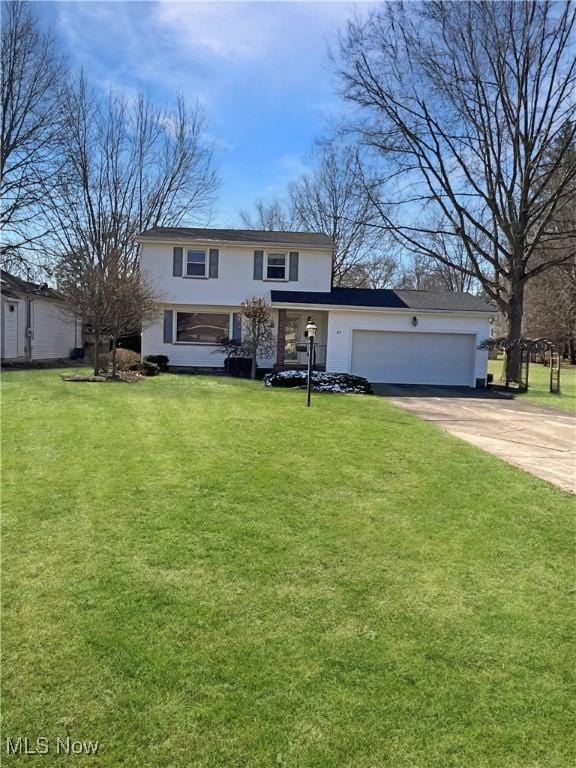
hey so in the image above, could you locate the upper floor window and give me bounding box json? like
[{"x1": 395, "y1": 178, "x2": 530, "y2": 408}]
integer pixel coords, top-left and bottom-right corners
[
  {"x1": 186, "y1": 249, "x2": 207, "y2": 277},
  {"x1": 265, "y1": 252, "x2": 287, "y2": 281}
]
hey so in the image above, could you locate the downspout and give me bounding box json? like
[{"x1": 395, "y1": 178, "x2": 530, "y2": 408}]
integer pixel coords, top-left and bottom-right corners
[
  {"x1": 26, "y1": 298, "x2": 33, "y2": 362},
  {"x1": 1, "y1": 301, "x2": 5, "y2": 360}
]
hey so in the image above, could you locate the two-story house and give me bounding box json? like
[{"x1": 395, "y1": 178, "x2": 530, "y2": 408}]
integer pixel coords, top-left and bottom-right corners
[{"x1": 138, "y1": 227, "x2": 494, "y2": 386}]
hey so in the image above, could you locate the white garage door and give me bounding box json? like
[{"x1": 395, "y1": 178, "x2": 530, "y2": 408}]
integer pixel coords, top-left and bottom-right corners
[{"x1": 351, "y1": 330, "x2": 476, "y2": 386}]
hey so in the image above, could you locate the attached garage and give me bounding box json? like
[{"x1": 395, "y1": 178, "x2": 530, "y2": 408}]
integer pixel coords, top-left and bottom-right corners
[
  {"x1": 271, "y1": 286, "x2": 495, "y2": 388},
  {"x1": 351, "y1": 330, "x2": 476, "y2": 386}
]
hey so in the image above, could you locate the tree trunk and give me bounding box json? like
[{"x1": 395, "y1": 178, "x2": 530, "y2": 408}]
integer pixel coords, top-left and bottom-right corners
[
  {"x1": 93, "y1": 327, "x2": 101, "y2": 376},
  {"x1": 111, "y1": 336, "x2": 118, "y2": 378},
  {"x1": 505, "y1": 279, "x2": 525, "y2": 383},
  {"x1": 569, "y1": 337, "x2": 576, "y2": 365},
  {"x1": 251, "y1": 351, "x2": 257, "y2": 380}
]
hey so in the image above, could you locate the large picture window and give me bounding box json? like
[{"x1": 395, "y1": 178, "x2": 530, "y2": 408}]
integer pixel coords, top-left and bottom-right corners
[
  {"x1": 265, "y1": 252, "x2": 287, "y2": 280},
  {"x1": 186, "y1": 250, "x2": 207, "y2": 277},
  {"x1": 176, "y1": 312, "x2": 230, "y2": 344}
]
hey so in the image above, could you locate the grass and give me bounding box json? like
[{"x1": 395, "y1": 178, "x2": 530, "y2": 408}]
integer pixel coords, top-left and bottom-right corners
[
  {"x1": 488, "y1": 358, "x2": 576, "y2": 413},
  {"x1": 2, "y1": 369, "x2": 575, "y2": 768}
]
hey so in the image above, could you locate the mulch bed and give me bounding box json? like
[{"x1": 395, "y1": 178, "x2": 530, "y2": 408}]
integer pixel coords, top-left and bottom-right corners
[{"x1": 61, "y1": 372, "x2": 144, "y2": 383}]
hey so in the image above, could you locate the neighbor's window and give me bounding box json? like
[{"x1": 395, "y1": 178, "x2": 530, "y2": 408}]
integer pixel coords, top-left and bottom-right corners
[
  {"x1": 266, "y1": 252, "x2": 287, "y2": 280},
  {"x1": 176, "y1": 312, "x2": 230, "y2": 344},
  {"x1": 186, "y1": 249, "x2": 207, "y2": 277}
]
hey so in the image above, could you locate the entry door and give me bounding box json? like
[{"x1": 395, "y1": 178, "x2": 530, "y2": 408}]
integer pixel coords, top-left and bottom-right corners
[{"x1": 284, "y1": 314, "x2": 307, "y2": 365}]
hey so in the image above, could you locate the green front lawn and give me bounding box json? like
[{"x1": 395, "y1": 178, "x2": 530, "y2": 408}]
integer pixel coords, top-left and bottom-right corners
[
  {"x1": 2, "y1": 370, "x2": 574, "y2": 767},
  {"x1": 488, "y1": 358, "x2": 576, "y2": 413}
]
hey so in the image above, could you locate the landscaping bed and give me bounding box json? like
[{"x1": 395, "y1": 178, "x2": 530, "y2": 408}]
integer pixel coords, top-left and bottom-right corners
[
  {"x1": 61, "y1": 372, "x2": 144, "y2": 383},
  {"x1": 264, "y1": 369, "x2": 372, "y2": 393}
]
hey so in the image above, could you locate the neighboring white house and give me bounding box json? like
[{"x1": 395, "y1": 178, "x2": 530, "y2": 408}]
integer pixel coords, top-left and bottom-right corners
[
  {"x1": 1, "y1": 270, "x2": 81, "y2": 363},
  {"x1": 138, "y1": 227, "x2": 495, "y2": 387}
]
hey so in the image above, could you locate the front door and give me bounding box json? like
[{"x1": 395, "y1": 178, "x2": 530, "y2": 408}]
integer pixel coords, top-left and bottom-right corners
[{"x1": 284, "y1": 314, "x2": 307, "y2": 366}]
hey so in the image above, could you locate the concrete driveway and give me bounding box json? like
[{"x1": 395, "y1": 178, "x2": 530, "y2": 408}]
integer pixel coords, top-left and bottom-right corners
[{"x1": 374, "y1": 384, "x2": 576, "y2": 494}]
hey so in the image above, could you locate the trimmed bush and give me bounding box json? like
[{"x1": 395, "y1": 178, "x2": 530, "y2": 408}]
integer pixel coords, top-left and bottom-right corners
[
  {"x1": 115, "y1": 348, "x2": 141, "y2": 371},
  {"x1": 139, "y1": 360, "x2": 160, "y2": 377},
  {"x1": 224, "y1": 357, "x2": 252, "y2": 378},
  {"x1": 264, "y1": 370, "x2": 372, "y2": 394},
  {"x1": 144, "y1": 355, "x2": 169, "y2": 372}
]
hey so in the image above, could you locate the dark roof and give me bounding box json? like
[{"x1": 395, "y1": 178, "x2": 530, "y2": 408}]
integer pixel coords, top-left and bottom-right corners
[
  {"x1": 138, "y1": 227, "x2": 334, "y2": 248},
  {"x1": 271, "y1": 287, "x2": 495, "y2": 313},
  {"x1": 1, "y1": 269, "x2": 61, "y2": 301}
]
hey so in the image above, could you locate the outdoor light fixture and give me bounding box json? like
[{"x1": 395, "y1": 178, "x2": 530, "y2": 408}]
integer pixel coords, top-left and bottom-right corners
[
  {"x1": 305, "y1": 318, "x2": 318, "y2": 338},
  {"x1": 305, "y1": 318, "x2": 317, "y2": 407},
  {"x1": 412, "y1": 316, "x2": 419, "y2": 327}
]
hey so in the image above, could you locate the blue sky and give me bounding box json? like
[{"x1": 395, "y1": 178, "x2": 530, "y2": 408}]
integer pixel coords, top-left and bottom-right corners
[{"x1": 34, "y1": 1, "x2": 371, "y2": 226}]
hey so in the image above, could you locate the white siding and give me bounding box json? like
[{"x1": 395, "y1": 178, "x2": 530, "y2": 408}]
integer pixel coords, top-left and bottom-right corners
[
  {"x1": 143, "y1": 304, "x2": 280, "y2": 368},
  {"x1": 31, "y1": 300, "x2": 78, "y2": 360},
  {"x1": 326, "y1": 309, "x2": 490, "y2": 386},
  {"x1": 139, "y1": 241, "x2": 333, "y2": 305}
]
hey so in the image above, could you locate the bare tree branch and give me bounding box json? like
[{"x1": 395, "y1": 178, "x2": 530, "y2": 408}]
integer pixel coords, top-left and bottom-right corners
[
  {"x1": 336, "y1": 0, "x2": 576, "y2": 379},
  {"x1": 1, "y1": 1, "x2": 64, "y2": 263}
]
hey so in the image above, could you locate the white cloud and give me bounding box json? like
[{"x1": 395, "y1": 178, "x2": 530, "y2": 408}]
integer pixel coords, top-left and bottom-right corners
[
  {"x1": 277, "y1": 153, "x2": 311, "y2": 177},
  {"x1": 152, "y1": 1, "x2": 363, "y2": 65},
  {"x1": 153, "y1": 1, "x2": 280, "y2": 61}
]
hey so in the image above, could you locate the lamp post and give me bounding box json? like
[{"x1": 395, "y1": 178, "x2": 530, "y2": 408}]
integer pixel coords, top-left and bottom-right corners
[{"x1": 305, "y1": 318, "x2": 317, "y2": 407}]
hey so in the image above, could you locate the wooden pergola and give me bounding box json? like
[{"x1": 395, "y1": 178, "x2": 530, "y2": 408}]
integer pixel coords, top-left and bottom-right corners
[{"x1": 479, "y1": 337, "x2": 560, "y2": 393}]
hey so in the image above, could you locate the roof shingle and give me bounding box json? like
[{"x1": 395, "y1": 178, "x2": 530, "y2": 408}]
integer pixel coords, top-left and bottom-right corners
[
  {"x1": 138, "y1": 227, "x2": 334, "y2": 248},
  {"x1": 271, "y1": 287, "x2": 495, "y2": 313},
  {"x1": 1, "y1": 269, "x2": 62, "y2": 301}
]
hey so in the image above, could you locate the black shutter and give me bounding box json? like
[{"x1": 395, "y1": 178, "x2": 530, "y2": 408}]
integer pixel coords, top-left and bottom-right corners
[
  {"x1": 163, "y1": 310, "x2": 173, "y2": 343},
  {"x1": 254, "y1": 250, "x2": 264, "y2": 280},
  {"x1": 289, "y1": 251, "x2": 299, "y2": 281},
  {"x1": 209, "y1": 249, "x2": 219, "y2": 278},
  {"x1": 173, "y1": 247, "x2": 183, "y2": 277}
]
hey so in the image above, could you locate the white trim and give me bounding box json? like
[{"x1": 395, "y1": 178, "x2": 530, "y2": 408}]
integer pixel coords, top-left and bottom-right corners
[
  {"x1": 137, "y1": 236, "x2": 333, "y2": 252},
  {"x1": 185, "y1": 249, "x2": 208, "y2": 278},
  {"x1": 264, "y1": 251, "x2": 288, "y2": 282},
  {"x1": 271, "y1": 302, "x2": 494, "y2": 317}
]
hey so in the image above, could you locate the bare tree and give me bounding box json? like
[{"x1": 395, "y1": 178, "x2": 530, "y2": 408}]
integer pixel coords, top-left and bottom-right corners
[
  {"x1": 337, "y1": 0, "x2": 576, "y2": 380},
  {"x1": 41, "y1": 74, "x2": 218, "y2": 273},
  {"x1": 343, "y1": 253, "x2": 399, "y2": 288},
  {"x1": 105, "y1": 258, "x2": 160, "y2": 377},
  {"x1": 288, "y1": 143, "x2": 394, "y2": 287},
  {"x1": 43, "y1": 73, "x2": 217, "y2": 375},
  {"x1": 523, "y1": 256, "x2": 576, "y2": 362},
  {"x1": 55, "y1": 249, "x2": 111, "y2": 376},
  {"x1": 239, "y1": 199, "x2": 298, "y2": 231},
  {"x1": 56, "y1": 248, "x2": 160, "y2": 377},
  {"x1": 240, "y1": 297, "x2": 276, "y2": 380},
  {"x1": 240, "y1": 143, "x2": 397, "y2": 288},
  {"x1": 1, "y1": 1, "x2": 64, "y2": 267},
  {"x1": 397, "y1": 254, "x2": 441, "y2": 291},
  {"x1": 398, "y1": 240, "x2": 478, "y2": 293}
]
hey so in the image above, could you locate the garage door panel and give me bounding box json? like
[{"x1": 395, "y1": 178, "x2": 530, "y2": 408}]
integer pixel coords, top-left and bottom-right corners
[{"x1": 351, "y1": 330, "x2": 475, "y2": 386}]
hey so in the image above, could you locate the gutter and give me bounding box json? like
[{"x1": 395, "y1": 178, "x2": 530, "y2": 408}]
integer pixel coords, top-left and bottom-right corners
[
  {"x1": 270, "y1": 302, "x2": 495, "y2": 317},
  {"x1": 135, "y1": 236, "x2": 334, "y2": 252}
]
